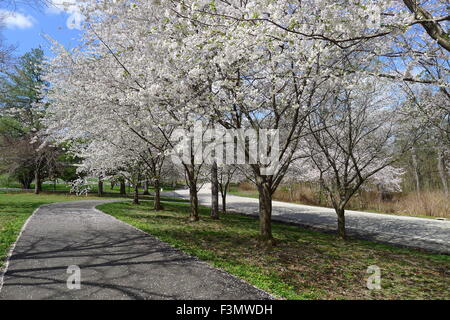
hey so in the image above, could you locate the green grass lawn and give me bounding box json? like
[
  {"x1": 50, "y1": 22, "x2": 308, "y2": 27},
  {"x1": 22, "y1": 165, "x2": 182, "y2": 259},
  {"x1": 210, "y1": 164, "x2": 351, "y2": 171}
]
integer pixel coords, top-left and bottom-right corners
[
  {"x1": 0, "y1": 193, "x2": 108, "y2": 269},
  {"x1": 98, "y1": 200, "x2": 450, "y2": 300},
  {"x1": 0, "y1": 174, "x2": 178, "y2": 193}
]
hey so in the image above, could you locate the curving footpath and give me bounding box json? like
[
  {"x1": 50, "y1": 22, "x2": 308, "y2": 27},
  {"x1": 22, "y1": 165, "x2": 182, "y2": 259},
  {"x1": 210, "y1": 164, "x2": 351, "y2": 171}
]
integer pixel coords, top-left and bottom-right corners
[
  {"x1": 167, "y1": 186, "x2": 450, "y2": 254},
  {"x1": 0, "y1": 200, "x2": 272, "y2": 300}
]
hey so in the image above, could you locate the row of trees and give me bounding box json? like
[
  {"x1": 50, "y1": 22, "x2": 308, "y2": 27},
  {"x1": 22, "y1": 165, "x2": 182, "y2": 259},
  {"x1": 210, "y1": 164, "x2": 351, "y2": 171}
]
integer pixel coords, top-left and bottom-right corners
[{"x1": 22, "y1": 1, "x2": 449, "y2": 243}]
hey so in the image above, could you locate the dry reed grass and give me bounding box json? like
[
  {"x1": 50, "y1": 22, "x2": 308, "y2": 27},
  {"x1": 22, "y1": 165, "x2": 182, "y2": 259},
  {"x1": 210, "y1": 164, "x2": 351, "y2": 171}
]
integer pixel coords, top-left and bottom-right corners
[{"x1": 236, "y1": 183, "x2": 450, "y2": 219}]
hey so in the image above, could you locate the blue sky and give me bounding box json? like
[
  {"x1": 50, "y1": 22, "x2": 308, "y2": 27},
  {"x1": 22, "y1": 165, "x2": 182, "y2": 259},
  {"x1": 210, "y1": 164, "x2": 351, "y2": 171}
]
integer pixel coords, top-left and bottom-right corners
[{"x1": 1, "y1": 1, "x2": 82, "y2": 58}]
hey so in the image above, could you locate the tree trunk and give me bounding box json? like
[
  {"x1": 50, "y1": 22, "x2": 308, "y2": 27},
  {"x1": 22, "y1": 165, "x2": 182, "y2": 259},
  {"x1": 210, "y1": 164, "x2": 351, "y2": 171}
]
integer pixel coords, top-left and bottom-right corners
[
  {"x1": 220, "y1": 181, "x2": 229, "y2": 213},
  {"x1": 133, "y1": 185, "x2": 140, "y2": 205},
  {"x1": 119, "y1": 179, "x2": 126, "y2": 195},
  {"x1": 221, "y1": 192, "x2": 227, "y2": 213},
  {"x1": 153, "y1": 178, "x2": 163, "y2": 211},
  {"x1": 211, "y1": 162, "x2": 219, "y2": 219},
  {"x1": 20, "y1": 176, "x2": 32, "y2": 190},
  {"x1": 34, "y1": 170, "x2": 41, "y2": 195},
  {"x1": 143, "y1": 180, "x2": 150, "y2": 195},
  {"x1": 411, "y1": 148, "x2": 421, "y2": 194},
  {"x1": 437, "y1": 148, "x2": 449, "y2": 196},
  {"x1": 188, "y1": 179, "x2": 199, "y2": 221},
  {"x1": 336, "y1": 207, "x2": 346, "y2": 240},
  {"x1": 98, "y1": 179, "x2": 103, "y2": 197},
  {"x1": 318, "y1": 182, "x2": 324, "y2": 205},
  {"x1": 257, "y1": 181, "x2": 273, "y2": 243}
]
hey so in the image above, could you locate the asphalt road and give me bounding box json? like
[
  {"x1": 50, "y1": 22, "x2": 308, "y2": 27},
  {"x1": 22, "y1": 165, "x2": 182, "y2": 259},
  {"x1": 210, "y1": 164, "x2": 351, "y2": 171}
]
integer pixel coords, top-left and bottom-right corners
[
  {"x1": 0, "y1": 200, "x2": 272, "y2": 300},
  {"x1": 167, "y1": 185, "x2": 450, "y2": 254}
]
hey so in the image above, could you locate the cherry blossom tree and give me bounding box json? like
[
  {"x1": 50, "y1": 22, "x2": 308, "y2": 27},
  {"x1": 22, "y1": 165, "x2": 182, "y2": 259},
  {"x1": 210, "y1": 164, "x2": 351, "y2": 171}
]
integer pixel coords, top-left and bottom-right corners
[
  {"x1": 43, "y1": 0, "x2": 447, "y2": 243},
  {"x1": 217, "y1": 165, "x2": 238, "y2": 214},
  {"x1": 298, "y1": 77, "x2": 417, "y2": 239},
  {"x1": 157, "y1": 0, "x2": 415, "y2": 243}
]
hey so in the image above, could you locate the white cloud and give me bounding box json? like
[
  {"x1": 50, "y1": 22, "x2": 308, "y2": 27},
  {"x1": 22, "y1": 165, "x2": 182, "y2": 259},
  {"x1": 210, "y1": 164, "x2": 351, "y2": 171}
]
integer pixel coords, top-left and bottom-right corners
[
  {"x1": 0, "y1": 10, "x2": 36, "y2": 29},
  {"x1": 46, "y1": 0, "x2": 84, "y2": 30}
]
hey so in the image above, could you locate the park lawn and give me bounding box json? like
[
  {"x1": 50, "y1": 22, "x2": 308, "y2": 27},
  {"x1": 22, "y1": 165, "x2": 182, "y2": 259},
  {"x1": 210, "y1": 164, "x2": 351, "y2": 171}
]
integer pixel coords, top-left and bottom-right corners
[
  {"x1": 98, "y1": 200, "x2": 450, "y2": 300},
  {"x1": 0, "y1": 193, "x2": 108, "y2": 270}
]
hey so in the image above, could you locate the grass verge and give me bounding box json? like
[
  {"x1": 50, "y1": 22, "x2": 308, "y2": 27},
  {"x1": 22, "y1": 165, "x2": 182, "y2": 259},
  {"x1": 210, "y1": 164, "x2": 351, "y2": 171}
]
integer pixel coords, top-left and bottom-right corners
[{"x1": 98, "y1": 200, "x2": 449, "y2": 300}]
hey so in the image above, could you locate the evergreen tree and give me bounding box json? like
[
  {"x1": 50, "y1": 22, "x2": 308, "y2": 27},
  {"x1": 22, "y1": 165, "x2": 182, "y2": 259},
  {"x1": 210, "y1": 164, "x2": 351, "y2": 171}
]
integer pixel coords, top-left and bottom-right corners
[{"x1": 0, "y1": 47, "x2": 55, "y2": 191}]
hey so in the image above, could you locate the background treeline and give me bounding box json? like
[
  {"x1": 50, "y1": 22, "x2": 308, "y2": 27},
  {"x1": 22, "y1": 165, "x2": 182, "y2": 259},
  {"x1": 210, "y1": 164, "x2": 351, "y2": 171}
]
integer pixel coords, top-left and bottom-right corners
[{"x1": 0, "y1": 48, "x2": 78, "y2": 193}]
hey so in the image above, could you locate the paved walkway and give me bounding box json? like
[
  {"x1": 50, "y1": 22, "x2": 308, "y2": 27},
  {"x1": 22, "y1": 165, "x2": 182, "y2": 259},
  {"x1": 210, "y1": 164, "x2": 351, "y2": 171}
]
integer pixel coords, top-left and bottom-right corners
[
  {"x1": 167, "y1": 186, "x2": 450, "y2": 254},
  {"x1": 0, "y1": 200, "x2": 271, "y2": 300}
]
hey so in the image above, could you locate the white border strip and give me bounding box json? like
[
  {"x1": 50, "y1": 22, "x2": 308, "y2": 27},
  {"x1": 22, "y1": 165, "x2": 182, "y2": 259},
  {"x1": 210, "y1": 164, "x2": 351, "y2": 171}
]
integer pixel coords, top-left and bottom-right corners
[{"x1": 0, "y1": 206, "x2": 41, "y2": 294}]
